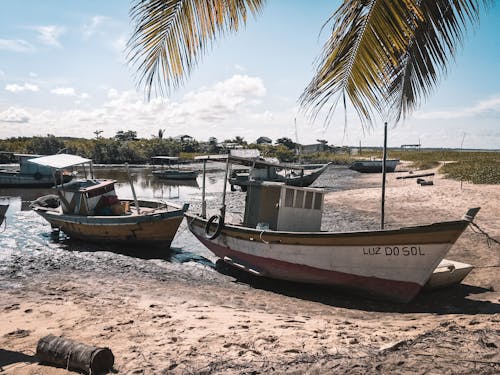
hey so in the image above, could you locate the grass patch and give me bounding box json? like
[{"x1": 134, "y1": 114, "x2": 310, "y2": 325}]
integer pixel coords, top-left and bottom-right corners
[{"x1": 367, "y1": 150, "x2": 499, "y2": 184}]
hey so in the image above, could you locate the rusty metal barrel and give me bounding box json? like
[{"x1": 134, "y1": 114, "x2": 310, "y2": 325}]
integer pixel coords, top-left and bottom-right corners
[{"x1": 36, "y1": 335, "x2": 114, "y2": 374}]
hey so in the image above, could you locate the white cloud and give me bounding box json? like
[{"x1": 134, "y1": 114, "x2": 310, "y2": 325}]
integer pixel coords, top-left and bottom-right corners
[
  {"x1": 29, "y1": 72, "x2": 38, "y2": 77},
  {"x1": 0, "y1": 39, "x2": 34, "y2": 52},
  {"x1": 415, "y1": 96, "x2": 500, "y2": 120},
  {"x1": 51, "y1": 87, "x2": 76, "y2": 96},
  {"x1": 50, "y1": 87, "x2": 90, "y2": 101},
  {"x1": 0, "y1": 107, "x2": 30, "y2": 123},
  {"x1": 34, "y1": 25, "x2": 65, "y2": 47},
  {"x1": 0, "y1": 75, "x2": 268, "y2": 139},
  {"x1": 234, "y1": 64, "x2": 246, "y2": 72},
  {"x1": 83, "y1": 16, "x2": 110, "y2": 39},
  {"x1": 5, "y1": 83, "x2": 39, "y2": 93}
]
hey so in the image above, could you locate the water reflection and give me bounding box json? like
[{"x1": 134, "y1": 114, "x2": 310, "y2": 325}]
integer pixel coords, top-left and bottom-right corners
[{"x1": 0, "y1": 165, "x2": 362, "y2": 269}]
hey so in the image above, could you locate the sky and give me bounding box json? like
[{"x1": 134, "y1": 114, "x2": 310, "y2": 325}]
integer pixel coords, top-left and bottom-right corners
[{"x1": 0, "y1": 0, "x2": 499, "y2": 149}]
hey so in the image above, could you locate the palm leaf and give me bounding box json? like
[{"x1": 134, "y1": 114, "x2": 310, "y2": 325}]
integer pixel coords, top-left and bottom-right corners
[
  {"x1": 127, "y1": 0, "x2": 265, "y2": 99},
  {"x1": 301, "y1": 0, "x2": 490, "y2": 128},
  {"x1": 300, "y1": 0, "x2": 422, "y2": 127},
  {"x1": 388, "y1": 0, "x2": 492, "y2": 122}
]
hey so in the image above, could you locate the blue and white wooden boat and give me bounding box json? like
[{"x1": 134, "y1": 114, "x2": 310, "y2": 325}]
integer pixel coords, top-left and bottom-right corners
[{"x1": 30, "y1": 155, "x2": 188, "y2": 246}]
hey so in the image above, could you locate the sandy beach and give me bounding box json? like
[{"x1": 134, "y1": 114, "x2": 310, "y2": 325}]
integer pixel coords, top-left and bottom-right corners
[{"x1": 1, "y1": 166, "x2": 499, "y2": 374}]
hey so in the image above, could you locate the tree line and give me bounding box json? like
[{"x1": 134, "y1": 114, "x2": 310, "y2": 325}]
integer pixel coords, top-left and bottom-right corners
[{"x1": 0, "y1": 133, "x2": 307, "y2": 164}]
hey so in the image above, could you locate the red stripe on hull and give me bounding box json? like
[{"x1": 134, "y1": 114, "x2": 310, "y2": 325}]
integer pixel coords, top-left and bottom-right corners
[{"x1": 194, "y1": 234, "x2": 422, "y2": 303}]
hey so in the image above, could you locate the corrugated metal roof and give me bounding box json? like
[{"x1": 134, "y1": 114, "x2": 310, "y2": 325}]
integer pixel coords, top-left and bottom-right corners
[{"x1": 28, "y1": 154, "x2": 91, "y2": 169}]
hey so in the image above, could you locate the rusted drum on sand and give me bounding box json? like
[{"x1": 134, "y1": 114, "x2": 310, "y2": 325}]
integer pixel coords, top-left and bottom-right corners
[{"x1": 36, "y1": 335, "x2": 114, "y2": 374}]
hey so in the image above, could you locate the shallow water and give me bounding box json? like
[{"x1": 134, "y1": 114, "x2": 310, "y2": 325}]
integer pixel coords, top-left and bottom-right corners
[{"x1": 0, "y1": 164, "x2": 372, "y2": 282}]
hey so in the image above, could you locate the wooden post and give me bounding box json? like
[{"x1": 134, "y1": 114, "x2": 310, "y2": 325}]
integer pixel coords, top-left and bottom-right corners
[
  {"x1": 381, "y1": 122, "x2": 388, "y2": 230},
  {"x1": 220, "y1": 156, "x2": 230, "y2": 220},
  {"x1": 126, "y1": 163, "x2": 140, "y2": 214},
  {"x1": 201, "y1": 160, "x2": 207, "y2": 218}
]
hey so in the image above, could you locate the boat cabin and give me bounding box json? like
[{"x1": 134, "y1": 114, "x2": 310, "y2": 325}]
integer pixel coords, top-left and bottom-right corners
[
  {"x1": 15, "y1": 154, "x2": 55, "y2": 176},
  {"x1": 58, "y1": 179, "x2": 121, "y2": 215},
  {"x1": 243, "y1": 181, "x2": 324, "y2": 232}
]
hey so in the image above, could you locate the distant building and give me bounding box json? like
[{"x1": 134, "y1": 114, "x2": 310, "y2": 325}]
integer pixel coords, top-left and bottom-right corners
[
  {"x1": 174, "y1": 135, "x2": 194, "y2": 142},
  {"x1": 256, "y1": 136, "x2": 272, "y2": 145},
  {"x1": 401, "y1": 144, "x2": 421, "y2": 151}
]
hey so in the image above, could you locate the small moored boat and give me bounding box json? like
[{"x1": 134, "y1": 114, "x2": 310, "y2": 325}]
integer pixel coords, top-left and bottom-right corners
[
  {"x1": 349, "y1": 159, "x2": 400, "y2": 173},
  {"x1": 30, "y1": 154, "x2": 188, "y2": 246},
  {"x1": 0, "y1": 153, "x2": 74, "y2": 187},
  {"x1": 151, "y1": 156, "x2": 198, "y2": 180},
  {"x1": 222, "y1": 151, "x2": 330, "y2": 190}
]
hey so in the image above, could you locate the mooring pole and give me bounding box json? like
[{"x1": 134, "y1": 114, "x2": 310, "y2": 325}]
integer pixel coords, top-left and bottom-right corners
[
  {"x1": 381, "y1": 122, "x2": 388, "y2": 230},
  {"x1": 220, "y1": 155, "x2": 230, "y2": 221},
  {"x1": 201, "y1": 159, "x2": 207, "y2": 218},
  {"x1": 126, "y1": 163, "x2": 140, "y2": 214}
]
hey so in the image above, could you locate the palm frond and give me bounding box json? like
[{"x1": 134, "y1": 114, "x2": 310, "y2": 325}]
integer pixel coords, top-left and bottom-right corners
[
  {"x1": 388, "y1": 0, "x2": 492, "y2": 122},
  {"x1": 301, "y1": 0, "x2": 490, "y2": 128},
  {"x1": 300, "y1": 0, "x2": 422, "y2": 127},
  {"x1": 127, "y1": 0, "x2": 265, "y2": 99}
]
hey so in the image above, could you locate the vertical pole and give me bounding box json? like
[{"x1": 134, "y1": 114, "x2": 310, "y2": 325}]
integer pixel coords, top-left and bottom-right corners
[
  {"x1": 381, "y1": 122, "x2": 388, "y2": 230},
  {"x1": 90, "y1": 161, "x2": 94, "y2": 179},
  {"x1": 220, "y1": 156, "x2": 230, "y2": 221},
  {"x1": 201, "y1": 160, "x2": 207, "y2": 218},
  {"x1": 126, "y1": 163, "x2": 140, "y2": 214}
]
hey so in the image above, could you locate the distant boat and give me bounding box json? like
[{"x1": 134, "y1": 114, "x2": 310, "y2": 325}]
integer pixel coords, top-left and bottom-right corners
[
  {"x1": 349, "y1": 159, "x2": 400, "y2": 173},
  {"x1": 151, "y1": 156, "x2": 198, "y2": 180},
  {"x1": 31, "y1": 154, "x2": 188, "y2": 246},
  {"x1": 186, "y1": 155, "x2": 479, "y2": 303},
  {"x1": 0, "y1": 153, "x2": 75, "y2": 187}
]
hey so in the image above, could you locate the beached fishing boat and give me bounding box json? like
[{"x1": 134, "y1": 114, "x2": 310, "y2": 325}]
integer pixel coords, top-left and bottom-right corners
[
  {"x1": 186, "y1": 155, "x2": 478, "y2": 303},
  {"x1": 151, "y1": 156, "x2": 198, "y2": 180},
  {"x1": 30, "y1": 154, "x2": 188, "y2": 246},
  {"x1": 0, "y1": 153, "x2": 75, "y2": 187},
  {"x1": 349, "y1": 159, "x2": 400, "y2": 173}
]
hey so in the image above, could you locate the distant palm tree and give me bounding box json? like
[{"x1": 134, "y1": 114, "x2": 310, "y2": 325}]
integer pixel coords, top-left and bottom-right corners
[{"x1": 127, "y1": 0, "x2": 491, "y2": 127}]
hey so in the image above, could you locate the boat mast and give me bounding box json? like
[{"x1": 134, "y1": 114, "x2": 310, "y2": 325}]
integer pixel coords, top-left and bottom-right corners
[{"x1": 381, "y1": 122, "x2": 387, "y2": 230}]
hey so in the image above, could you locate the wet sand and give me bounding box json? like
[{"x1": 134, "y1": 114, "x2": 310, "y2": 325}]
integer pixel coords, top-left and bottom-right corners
[{"x1": 1, "y1": 166, "x2": 499, "y2": 374}]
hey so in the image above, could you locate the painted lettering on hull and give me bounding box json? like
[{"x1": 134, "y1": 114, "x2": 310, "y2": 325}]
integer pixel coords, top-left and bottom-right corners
[{"x1": 362, "y1": 246, "x2": 425, "y2": 256}]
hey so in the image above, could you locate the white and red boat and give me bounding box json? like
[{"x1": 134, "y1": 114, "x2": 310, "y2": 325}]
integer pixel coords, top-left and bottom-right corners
[{"x1": 186, "y1": 155, "x2": 478, "y2": 303}]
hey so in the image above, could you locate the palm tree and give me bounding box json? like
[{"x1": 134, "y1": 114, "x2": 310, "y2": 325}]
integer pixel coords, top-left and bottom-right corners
[{"x1": 127, "y1": 0, "x2": 491, "y2": 127}]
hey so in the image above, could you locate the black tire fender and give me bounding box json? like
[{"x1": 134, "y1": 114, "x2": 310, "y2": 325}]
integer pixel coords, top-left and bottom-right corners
[{"x1": 205, "y1": 215, "x2": 224, "y2": 240}]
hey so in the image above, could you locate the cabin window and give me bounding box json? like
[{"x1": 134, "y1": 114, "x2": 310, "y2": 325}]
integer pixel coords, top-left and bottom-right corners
[
  {"x1": 304, "y1": 191, "x2": 313, "y2": 209},
  {"x1": 294, "y1": 190, "x2": 304, "y2": 208},
  {"x1": 314, "y1": 193, "x2": 322, "y2": 210},
  {"x1": 285, "y1": 189, "x2": 294, "y2": 207}
]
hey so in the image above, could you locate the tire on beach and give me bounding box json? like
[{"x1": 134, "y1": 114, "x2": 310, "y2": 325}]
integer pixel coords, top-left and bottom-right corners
[
  {"x1": 205, "y1": 215, "x2": 224, "y2": 240},
  {"x1": 36, "y1": 335, "x2": 114, "y2": 374}
]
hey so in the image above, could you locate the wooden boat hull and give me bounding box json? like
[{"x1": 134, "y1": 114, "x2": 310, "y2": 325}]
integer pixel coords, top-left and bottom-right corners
[
  {"x1": 349, "y1": 159, "x2": 399, "y2": 173},
  {"x1": 186, "y1": 213, "x2": 470, "y2": 302},
  {"x1": 33, "y1": 200, "x2": 187, "y2": 246},
  {"x1": 0, "y1": 171, "x2": 73, "y2": 187}
]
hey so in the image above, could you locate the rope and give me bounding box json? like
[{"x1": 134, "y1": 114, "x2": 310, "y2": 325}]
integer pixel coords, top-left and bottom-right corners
[
  {"x1": 259, "y1": 230, "x2": 269, "y2": 244},
  {"x1": 469, "y1": 221, "x2": 500, "y2": 247}
]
